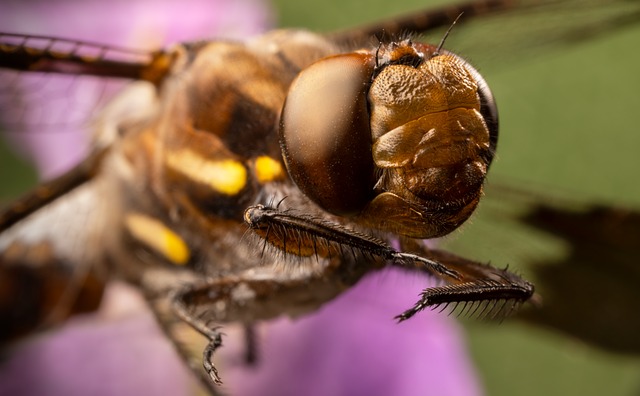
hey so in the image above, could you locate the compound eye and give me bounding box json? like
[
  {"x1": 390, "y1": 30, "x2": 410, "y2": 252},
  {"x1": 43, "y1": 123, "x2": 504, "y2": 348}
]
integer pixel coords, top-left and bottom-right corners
[
  {"x1": 456, "y1": 55, "x2": 499, "y2": 165},
  {"x1": 279, "y1": 53, "x2": 377, "y2": 215}
]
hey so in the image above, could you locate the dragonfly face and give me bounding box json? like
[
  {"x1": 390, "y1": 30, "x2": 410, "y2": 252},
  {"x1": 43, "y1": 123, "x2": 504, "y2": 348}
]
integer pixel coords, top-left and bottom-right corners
[
  {"x1": 1, "y1": 0, "x2": 639, "y2": 394},
  {"x1": 280, "y1": 40, "x2": 498, "y2": 238}
]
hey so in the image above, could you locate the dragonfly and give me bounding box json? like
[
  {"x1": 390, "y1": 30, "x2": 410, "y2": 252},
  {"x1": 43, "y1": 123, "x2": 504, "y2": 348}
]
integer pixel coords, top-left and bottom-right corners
[{"x1": 0, "y1": 2, "x2": 632, "y2": 396}]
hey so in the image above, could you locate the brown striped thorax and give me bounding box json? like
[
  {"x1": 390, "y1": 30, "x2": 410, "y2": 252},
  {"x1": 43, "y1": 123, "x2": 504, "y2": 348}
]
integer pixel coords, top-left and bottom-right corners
[
  {"x1": 121, "y1": 32, "x2": 498, "y2": 257},
  {"x1": 107, "y1": 30, "x2": 497, "y2": 270}
]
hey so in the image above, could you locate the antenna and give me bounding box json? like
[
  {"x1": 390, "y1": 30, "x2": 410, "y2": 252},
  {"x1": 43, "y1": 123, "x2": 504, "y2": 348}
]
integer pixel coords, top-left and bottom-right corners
[{"x1": 435, "y1": 12, "x2": 464, "y2": 55}]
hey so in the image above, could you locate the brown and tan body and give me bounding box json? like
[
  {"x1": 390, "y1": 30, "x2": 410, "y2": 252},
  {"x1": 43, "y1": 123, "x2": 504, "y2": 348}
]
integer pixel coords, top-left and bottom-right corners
[{"x1": 0, "y1": 30, "x2": 348, "y2": 337}]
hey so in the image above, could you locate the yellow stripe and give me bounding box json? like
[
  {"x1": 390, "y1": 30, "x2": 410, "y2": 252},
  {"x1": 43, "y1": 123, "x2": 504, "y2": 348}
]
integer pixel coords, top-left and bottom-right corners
[
  {"x1": 255, "y1": 156, "x2": 284, "y2": 183},
  {"x1": 166, "y1": 149, "x2": 247, "y2": 195},
  {"x1": 124, "y1": 213, "x2": 190, "y2": 265}
]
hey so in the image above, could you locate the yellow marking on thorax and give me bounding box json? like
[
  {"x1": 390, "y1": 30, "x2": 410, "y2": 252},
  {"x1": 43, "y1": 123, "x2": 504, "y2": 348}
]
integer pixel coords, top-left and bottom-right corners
[
  {"x1": 166, "y1": 149, "x2": 247, "y2": 195},
  {"x1": 255, "y1": 156, "x2": 285, "y2": 183},
  {"x1": 124, "y1": 213, "x2": 190, "y2": 265}
]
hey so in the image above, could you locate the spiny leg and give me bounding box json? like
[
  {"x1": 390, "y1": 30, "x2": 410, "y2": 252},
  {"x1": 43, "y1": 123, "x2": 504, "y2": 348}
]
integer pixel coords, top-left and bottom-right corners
[
  {"x1": 394, "y1": 241, "x2": 535, "y2": 321},
  {"x1": 244, "y1": 204, "x2": 460, "y2": 280},
  {"x1": 171, "y1": 287, "x2": 225, "y2": 385}
]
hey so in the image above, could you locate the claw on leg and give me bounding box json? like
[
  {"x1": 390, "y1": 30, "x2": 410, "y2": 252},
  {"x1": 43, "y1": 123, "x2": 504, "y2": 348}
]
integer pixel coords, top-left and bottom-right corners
[{"x1": 202, "y1": 333, "x2": 223, "y2": 385}]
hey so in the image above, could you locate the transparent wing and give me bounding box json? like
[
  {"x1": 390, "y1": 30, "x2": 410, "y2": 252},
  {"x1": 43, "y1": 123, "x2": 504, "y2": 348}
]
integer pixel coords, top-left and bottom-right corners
[
  {"x1": 436, "y1": 0, "x2": 640, "y2": 70},
  {"x1": 0, "y1": 37, "x2": 156, "y2": 180},
  {"x1": 328, "y1": 0, "x2": 640, "y2": 71},
  {"x1": 442, "y1": 180, "x2": 640, "y2": 353},
  {"x1": 0, "y1": 33, "x2": 166, "y2": 134}
]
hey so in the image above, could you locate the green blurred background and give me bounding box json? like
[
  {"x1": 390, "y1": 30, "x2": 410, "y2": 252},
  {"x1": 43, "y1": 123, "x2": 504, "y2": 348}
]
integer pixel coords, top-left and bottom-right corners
[{"x1": 2, "y1": 0, "x2": 640, "y2": 394}]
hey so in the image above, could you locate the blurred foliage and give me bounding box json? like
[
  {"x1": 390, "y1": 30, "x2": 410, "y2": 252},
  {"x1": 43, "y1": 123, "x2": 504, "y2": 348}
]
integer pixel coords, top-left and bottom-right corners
[{"x1": 0, "y1": 136, "x2": 37, "y2": 201}]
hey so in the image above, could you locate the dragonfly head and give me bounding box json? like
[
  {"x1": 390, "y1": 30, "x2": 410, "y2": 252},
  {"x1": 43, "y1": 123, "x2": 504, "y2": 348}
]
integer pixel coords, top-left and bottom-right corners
[{"x1": 280, "y1": 39, "x2": 498, "y2": 238}]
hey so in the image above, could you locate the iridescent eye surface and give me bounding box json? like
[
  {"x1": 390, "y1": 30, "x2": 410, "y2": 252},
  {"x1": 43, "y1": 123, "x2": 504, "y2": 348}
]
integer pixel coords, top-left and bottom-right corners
[{"x1": 279, "y1": 53, "x2": 377, "y2": 216}]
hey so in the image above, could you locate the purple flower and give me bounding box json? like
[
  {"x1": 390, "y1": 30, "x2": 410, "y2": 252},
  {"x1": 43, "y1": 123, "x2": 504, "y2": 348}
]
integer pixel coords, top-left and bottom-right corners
[
  {"x1": 0, "y1": 1, "x2": 483, "y2": 395},
  {"x1": 226, "y1": 268, "x2": 482, "y2": 396}
]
